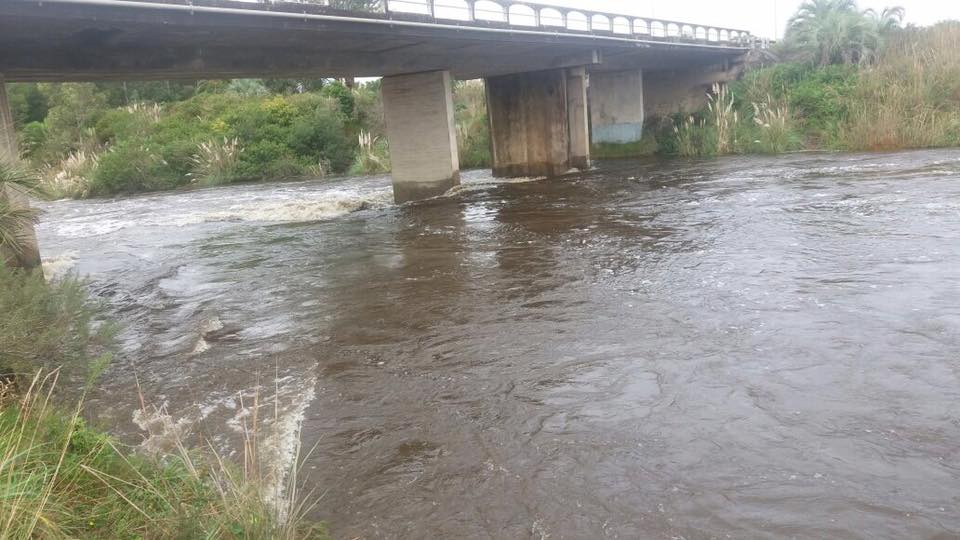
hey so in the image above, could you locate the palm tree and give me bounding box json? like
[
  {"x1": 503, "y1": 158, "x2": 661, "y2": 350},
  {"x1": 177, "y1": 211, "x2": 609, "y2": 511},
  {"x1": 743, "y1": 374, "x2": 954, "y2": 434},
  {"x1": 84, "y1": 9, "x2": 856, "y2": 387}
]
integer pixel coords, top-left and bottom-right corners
[
  {"x1": 865, "y1": 6, "x2": 905, "y2": 33},
  {"x1": 785, "y1": 0, "x2": 903, "y2": 66},
  {"x1": 0, "y1": 159, "x2": 41, "y2": 269}
]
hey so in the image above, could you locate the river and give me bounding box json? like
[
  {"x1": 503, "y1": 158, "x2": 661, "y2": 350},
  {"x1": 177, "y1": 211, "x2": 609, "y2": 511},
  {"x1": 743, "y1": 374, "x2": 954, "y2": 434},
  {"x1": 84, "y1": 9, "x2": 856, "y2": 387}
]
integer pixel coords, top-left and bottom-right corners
[{"x1": 37, "y1": 149, "x2": 960, "y2": 538}]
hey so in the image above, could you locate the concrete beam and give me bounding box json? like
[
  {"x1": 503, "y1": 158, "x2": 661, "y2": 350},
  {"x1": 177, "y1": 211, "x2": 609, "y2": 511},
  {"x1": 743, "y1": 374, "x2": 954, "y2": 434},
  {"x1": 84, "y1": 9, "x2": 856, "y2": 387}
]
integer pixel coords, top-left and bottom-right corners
[
  {"x1": 589, "y1": 70, "x2": 644, "y2": 144},
  {"x1": 381, "y1": 70, "x2": 459, "y2": 203},
  {"x1": 566, "y1": 67, "x2": 590, "y2": 170},
  {"x1": 0, "y1": 75, "x2": 41, "y2": 270},
  {"x1": 485, "y1": 69, "x2": 572, "y2": 178}
]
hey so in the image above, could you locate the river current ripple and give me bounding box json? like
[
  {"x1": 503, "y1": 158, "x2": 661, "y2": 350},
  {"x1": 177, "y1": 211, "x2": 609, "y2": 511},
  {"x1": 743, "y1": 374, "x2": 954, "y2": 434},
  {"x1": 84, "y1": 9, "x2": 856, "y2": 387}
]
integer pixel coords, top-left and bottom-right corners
[{"x1": 37, "y1": 149, "x2": 960, "y2": 538}]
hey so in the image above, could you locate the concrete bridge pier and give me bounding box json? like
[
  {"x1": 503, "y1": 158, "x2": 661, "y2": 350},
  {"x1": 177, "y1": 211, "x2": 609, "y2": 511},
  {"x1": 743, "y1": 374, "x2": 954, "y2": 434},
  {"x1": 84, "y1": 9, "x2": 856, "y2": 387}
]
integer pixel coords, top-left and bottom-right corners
[
  {"x1": 589, "y1": 70, "x2": 645, "y2": 145},
  {"x1": 0, "y1": 75, "x2": 41, "y2": 270},
  {"x1": 381, "y1": 70, "x2": 460, "y2": 204},
  {"x1": 485, "y1": 68, "x2": 590, "y2": 178}
]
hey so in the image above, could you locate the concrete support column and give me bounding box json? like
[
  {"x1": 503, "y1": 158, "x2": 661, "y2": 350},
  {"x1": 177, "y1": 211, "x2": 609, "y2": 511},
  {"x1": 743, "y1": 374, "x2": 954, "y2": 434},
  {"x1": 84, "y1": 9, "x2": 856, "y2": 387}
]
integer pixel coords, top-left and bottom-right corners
[
  {"x1": 566, "y1": 67, "x2": 590, "y2": 170},
  {"x1": 0, "y1": 75, "x2": 41, "y2": 270},
  {"x1": 381, "y1": 70, "x2": 460, "y2": 203},
  {"x1": 589, "y1": 69, "x2": 644, "y2": 144},
  {"x1": 485, "y1": 68, "x2": 589, "y2": 178}
]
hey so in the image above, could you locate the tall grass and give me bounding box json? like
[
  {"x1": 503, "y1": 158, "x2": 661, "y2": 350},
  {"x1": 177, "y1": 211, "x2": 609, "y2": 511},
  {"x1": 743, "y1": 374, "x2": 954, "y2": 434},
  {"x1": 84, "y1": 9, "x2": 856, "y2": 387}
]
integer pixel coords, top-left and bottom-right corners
[
  {"x1": 39, "y1": 150, "x2": 98, "y2": 199},
  {"x1": 708, "y1": 83, "x2": 739, "y2": 154},
  {"x1": 839, "y1": 22, "x2": 960, "y2": 150},
  {"x1": 752, "y1": 97, "x2": 796, "y2": 153},
  {"x1": 349, "y1": 129, "x2": 389, "y2": 175},
  {"x1": 0, "y1": 369, "x2": 328, "y2": 539},
  {"x1": 189, "y1": 137, "x2": 243, "y2": 186}
]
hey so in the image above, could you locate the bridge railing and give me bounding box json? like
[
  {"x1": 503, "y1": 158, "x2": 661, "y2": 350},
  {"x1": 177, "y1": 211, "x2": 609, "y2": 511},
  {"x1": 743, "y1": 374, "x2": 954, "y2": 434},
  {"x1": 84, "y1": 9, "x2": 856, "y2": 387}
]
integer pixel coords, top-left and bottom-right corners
[{"x1": 377, "y1": 0, "x2": 753, "y2": 45}]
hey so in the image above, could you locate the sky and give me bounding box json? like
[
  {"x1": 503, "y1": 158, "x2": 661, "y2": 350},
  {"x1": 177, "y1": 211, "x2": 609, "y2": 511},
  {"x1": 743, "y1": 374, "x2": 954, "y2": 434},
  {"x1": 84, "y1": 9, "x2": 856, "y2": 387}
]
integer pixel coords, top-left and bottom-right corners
[{"x1": 535, "y1": 0, "x2": 960, "y2": 39}]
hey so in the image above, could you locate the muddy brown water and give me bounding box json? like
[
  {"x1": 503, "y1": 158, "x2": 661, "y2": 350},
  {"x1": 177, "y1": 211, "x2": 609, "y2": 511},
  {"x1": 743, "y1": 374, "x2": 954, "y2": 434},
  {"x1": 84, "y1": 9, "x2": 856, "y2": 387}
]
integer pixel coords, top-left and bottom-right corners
[{"x1": 37, "y1": 149, "x2": 960, "y2": 538}]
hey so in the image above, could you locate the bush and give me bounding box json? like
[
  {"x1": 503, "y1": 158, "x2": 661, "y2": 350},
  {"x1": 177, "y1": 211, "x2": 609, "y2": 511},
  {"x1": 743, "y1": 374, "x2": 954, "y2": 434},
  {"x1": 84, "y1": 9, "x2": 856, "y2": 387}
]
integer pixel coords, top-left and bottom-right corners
[
  {"x1": 17, "y1": 122, "x2": 46, "y2": 158},
  {"x1": 0, "y1": 264, "x2": 113, "y2": 383},
  {"x1": 89, "y1": 143, "x2": 182, "y2": 195}
]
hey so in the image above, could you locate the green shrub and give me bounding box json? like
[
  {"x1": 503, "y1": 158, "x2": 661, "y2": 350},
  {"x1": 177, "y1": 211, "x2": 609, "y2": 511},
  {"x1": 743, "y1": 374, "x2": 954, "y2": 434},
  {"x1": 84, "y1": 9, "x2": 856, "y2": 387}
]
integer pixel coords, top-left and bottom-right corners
[
  {"x1": 0, "y1": 264, "x2": 113, "y2": 383},
  {"x1": 90, "y1": 143, "x2": 183, "y2": 195},
  {"x1": 321, "y1": 80, "x2": 356, "y2": 119},
  {"x1": 18, "y1": 121, "x2": 47, "y2": 157},
  {"x1": 235, "y1": 139, "x2": 301, "y2": 179},
  {"x1": 287, "y1": 104, "x2": 355, "y2": 173}
]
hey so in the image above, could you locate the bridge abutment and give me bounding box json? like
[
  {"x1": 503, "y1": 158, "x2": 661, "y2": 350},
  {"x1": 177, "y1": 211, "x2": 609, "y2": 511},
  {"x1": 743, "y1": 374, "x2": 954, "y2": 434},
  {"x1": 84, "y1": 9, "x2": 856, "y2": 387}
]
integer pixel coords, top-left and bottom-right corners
[
  {"x1": 0, "y1": 75, "x2": 41, "y2": 270},
  {"x1": 589, "y1": 70, "x2": 645, "y2": 145},
  {"x1": 485, "y1": 68, "x2": 590, "y2": 178},
  {"x1": 381, "y1": 70, "x2": 460, "y2": 204}
]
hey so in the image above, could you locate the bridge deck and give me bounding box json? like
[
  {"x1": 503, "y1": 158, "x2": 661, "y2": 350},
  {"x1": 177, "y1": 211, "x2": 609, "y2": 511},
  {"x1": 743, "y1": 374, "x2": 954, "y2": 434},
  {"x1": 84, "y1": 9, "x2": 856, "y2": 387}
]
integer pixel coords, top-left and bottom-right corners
[{"x1": 0, "y1": 0, "x2": 750, "y2": 81}]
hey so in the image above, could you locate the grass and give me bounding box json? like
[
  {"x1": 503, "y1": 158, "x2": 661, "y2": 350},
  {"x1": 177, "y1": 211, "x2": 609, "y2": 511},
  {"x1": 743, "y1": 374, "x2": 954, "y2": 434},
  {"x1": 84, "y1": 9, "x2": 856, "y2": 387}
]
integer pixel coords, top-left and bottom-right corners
[
  {"x1": 590, "y1": 137, "x2": 658, "y2": 160},
  {"x1": 839, "y1": 22, "x2": 960, "y2": 151},
  {"x1": 0, "y1": 369, "x2": 329, "y2": 539}
]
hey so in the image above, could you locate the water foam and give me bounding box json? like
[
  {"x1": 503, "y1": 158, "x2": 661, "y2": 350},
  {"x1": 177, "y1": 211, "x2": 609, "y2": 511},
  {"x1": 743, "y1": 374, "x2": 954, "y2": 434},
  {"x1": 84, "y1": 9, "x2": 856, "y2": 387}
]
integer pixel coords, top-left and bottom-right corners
[
  {"x1": 42, "y1": 251, "x2": 78, "y2": 281},
  {"x1": 131, "y1": 369, "x2": 318, "y2": 519},
  {"x1": 192, "y1": 188, "x2": 393, "y2": 224}
]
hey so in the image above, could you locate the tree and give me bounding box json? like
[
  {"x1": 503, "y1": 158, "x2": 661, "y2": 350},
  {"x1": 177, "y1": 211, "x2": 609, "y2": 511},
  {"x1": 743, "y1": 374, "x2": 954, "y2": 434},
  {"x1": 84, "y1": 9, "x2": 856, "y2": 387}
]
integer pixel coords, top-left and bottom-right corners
[{"x1": 784, "y1": 0, "x2": 903, "y2": 66}]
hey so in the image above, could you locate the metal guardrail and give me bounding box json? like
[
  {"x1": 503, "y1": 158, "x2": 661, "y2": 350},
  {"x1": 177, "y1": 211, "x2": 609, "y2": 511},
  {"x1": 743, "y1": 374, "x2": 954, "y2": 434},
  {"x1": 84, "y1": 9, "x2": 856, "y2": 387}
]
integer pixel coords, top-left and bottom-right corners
[{"x1": 375, "y1": 0, "x2": 756, "y2": 46}]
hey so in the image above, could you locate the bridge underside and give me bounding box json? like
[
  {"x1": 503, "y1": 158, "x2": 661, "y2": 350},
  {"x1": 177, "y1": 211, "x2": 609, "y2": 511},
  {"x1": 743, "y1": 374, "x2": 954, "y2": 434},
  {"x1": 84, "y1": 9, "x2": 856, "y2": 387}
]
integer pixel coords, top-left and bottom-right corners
[{"x1": 0, "y1": 0, "x2": 745, "y2": 82}]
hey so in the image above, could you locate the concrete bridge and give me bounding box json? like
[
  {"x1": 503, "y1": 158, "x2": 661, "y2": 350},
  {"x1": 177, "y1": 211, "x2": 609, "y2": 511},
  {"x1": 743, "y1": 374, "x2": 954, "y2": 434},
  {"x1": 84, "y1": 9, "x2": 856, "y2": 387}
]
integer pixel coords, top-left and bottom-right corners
[{"x1": 0, "y1": 0, "x2": 755, "y2": 267}]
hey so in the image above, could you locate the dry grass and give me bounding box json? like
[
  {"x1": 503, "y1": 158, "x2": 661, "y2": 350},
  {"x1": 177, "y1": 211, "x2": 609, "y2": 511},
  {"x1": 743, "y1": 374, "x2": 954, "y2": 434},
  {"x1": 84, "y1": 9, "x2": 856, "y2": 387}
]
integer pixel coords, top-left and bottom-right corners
[
  {"x1": 39, "y1": 150, "x2": 99, "y2": 199},
  {"x1": 840, "y1": 22, "x2": 960, "y2": 150}
]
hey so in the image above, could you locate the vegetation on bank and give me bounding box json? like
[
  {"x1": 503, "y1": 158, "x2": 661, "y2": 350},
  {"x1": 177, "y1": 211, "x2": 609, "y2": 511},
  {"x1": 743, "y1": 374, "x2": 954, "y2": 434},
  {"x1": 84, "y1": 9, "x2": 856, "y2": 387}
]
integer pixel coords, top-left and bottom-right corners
[
  {"x1": 642, "y1": 3, "x2": 960, "y2": 158},
  {"x1": 9, "y1": 78, "x2": 490, "y2": 199}
]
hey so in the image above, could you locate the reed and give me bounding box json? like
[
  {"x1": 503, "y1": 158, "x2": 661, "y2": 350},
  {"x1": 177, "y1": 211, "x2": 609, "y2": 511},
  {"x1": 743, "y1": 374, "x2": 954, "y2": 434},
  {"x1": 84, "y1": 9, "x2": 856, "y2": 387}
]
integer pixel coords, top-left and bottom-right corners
[
  {"x1": 839, "y1": 22, "x2": 960, "y2": 150},
  {"x1": 189, "y1": 137, "x2": 243, "y2": 186}
]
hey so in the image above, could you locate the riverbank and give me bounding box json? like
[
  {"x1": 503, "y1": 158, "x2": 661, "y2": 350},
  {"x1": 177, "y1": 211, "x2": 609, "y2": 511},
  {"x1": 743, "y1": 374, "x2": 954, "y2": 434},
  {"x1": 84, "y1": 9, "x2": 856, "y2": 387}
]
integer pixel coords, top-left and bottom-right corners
[
  {"x1": 0, "y1": 265, "x2": 328, "y2": 539},
  {"x1": 629, "y1": 21, "x2": 960, "y2": 159}
]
